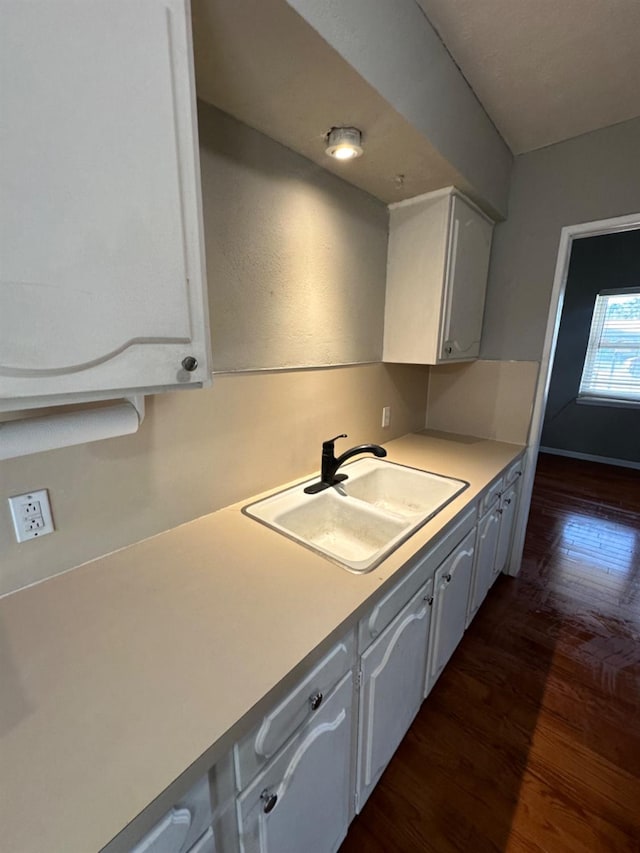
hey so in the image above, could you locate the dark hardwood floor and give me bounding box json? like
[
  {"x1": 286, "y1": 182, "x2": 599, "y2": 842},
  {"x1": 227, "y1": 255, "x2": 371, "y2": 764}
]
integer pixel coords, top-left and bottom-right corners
[{"x1": 340, "y1": 452, "x2": 640, "y2": 853}]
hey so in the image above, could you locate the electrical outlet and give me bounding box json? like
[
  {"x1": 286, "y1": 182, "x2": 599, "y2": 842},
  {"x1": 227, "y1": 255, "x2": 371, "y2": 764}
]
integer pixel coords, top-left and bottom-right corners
[
  {"x1": 8, "y1": 489, "x2": 55, "y2": 543},
  {"x1": 381, "y1": 406, "x2": 391, "y2": 428},
  {"x1": 24, "y1": 501, "x2": 42, "y2": 517}
]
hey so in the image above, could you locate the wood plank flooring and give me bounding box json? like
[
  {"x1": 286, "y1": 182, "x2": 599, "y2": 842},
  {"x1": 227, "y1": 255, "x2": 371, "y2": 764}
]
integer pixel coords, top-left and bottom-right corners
[{"x1": 340, "y1": 453, "x2": 640, "y2": 853}]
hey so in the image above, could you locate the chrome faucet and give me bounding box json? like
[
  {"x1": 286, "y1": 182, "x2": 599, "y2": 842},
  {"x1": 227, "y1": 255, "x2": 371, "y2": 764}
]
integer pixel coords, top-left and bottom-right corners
[{"x1": 304, "y1": 434, "x2": 387, "y2": 494}]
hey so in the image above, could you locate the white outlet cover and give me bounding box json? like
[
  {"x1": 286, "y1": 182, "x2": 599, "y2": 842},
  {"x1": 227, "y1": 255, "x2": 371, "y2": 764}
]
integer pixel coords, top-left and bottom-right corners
[{"x1": 8, "y1": 489, "x2": 55, "y2": 543}]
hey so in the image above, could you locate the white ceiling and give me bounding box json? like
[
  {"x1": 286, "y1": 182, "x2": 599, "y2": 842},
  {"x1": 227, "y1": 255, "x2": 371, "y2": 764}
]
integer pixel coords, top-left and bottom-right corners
[{"x1": 416, "y1": 0, "x2": 640, "y2": 153}]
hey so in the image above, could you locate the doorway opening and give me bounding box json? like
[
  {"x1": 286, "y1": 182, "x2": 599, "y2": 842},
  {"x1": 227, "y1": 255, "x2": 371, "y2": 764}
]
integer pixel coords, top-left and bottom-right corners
[{"x1": 509, "y1": 212, "x2": 640, "y2": 577}]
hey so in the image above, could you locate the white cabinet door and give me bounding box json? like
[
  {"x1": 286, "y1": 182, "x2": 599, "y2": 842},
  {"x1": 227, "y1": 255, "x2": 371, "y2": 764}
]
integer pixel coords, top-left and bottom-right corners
[
  {"x1": 426, "y1": 529, "x2": 475, "y2": 696},
  {"x1": 0, "y1": 0, "x2": 211, "y2": 408},
  {"x1": 439, "y1": 194, "x2": 493, "y2": 362},
  {"x1": 237, "y1": 673, "x2": 353, "y2": 853},
  {"x1": 356, "y1": 579, "x2": 432, "y2": 811},
  {"x1": 467, "y1": 505, "x2": 500, "y2": 626},
  {"x1": 494, "y1": 480, "x2": 520, "y2": 578}
]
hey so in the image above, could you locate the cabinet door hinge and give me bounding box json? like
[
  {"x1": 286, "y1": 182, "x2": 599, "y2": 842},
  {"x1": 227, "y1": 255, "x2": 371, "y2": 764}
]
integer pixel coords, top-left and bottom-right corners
[
  {"x1": 353, "y1": 790, "x2": 360, "y2": 813},
  {"x1": 356, "y1": 669, "x2": 363, "y2": 690}
]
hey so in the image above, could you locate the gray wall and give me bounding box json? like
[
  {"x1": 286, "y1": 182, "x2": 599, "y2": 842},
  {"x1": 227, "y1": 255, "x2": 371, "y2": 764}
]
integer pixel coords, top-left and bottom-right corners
[
  {"x1": 483, "y1": 116, "x2": 640, "y2": 362},
  {"x1": 541, "y1": 229, "x2": 640, "y2": 462},
  {"x1": 199, "y1": 103, "x2": 388, "y2": 371}
]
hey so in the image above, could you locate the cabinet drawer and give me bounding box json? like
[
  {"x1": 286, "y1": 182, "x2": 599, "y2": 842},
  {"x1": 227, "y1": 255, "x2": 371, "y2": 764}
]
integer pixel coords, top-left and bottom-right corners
[
  {"x1": 358, "y1": 504, "x2": 476, "y2": 652},
  {"x1": 426, "y1": 504, "x2": 477, "y2": 569},
  {"x1": 234, "y1": 632, "x2": 355, "y2": 789},
  {"x1": 129, "y1": 775, "x2": 212, "y2": 853},
  {"x1": 358, "y1": 553, "x2": 429, "y2": 652},
  {"x1": 504, "y1": 456, "x2": 525, "y2": 486},
  {"x1": 479, "y1": 477, "x2": 503, "y2": 516}
]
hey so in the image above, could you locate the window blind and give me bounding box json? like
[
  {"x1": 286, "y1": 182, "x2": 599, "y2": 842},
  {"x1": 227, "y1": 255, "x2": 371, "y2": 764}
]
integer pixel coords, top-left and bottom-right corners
[{"x1": 578, "y1": 289, "x2": 640, "y2": 403}]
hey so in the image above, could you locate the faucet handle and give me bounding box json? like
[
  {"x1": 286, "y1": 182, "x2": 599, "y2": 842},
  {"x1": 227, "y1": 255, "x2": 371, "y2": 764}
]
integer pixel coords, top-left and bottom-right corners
[{"x1": 323, "y1": 433, "x2": 347, "y2": 449}]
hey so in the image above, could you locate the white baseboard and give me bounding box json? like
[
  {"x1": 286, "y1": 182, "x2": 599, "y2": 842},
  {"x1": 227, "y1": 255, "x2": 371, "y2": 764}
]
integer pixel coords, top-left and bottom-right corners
[{"x1": 539, "y1": 446, "x2": 640, "y2": 471}]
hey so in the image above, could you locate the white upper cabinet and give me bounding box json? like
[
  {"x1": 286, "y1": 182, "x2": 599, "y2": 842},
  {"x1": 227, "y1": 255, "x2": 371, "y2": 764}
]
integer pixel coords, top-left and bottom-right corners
[
  {"x1": 383, "y1": 188, "x2": 494, "y2": 365},
  {"x1": 0, "y1": 0, "x2": 211, "y2": 410}
]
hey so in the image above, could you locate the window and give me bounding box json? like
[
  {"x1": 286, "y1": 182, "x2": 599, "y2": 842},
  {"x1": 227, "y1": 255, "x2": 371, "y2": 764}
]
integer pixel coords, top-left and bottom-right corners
[{"x1": 578, "y1": 288, "x2": 640, "y2": 404}]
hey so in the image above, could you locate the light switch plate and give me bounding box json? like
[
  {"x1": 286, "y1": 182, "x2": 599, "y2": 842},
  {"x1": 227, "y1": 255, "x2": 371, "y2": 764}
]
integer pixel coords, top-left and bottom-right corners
[{"x1": 8, "y1": 489, "x2": 55, "y2": 542}]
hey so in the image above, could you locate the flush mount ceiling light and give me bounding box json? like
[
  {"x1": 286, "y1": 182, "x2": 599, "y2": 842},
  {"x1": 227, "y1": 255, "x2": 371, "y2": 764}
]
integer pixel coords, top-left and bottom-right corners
[{"x1": 325, "y1": 127, "x2": 363, "y2": 160}]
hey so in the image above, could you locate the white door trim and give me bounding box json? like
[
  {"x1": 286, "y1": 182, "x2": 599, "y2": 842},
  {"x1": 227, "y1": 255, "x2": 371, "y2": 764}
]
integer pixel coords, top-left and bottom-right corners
[{"x1": 507, "y1": 211, "x2": 640, "y2": 575}]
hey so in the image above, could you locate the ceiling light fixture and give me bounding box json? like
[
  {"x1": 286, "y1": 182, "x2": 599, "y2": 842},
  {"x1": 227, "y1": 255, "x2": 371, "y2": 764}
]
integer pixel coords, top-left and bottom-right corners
[{"x1": 325, "y1": 127, "x2": 363, "y2": 161}]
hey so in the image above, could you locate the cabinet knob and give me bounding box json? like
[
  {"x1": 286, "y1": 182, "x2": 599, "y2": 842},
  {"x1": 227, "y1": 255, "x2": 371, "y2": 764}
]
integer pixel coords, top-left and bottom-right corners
[
  {"x1": 260, "y1": 789, "x2": 278, "y2": 814},
  {"x1": 504, "y1": 498, "x2": 512, "y2": 505},
  {"x1": 444, "y1": 345, "x2": 453, "y2": 356},
  {"x1": 497, "y1": 508, "x2": 503, "y2": 516},
  {"x1": 309, "y1": 691, "x2": 323, "y2": 711},
  {"x1": 444, "y1": 573, "x2": 452, "y2": 583},
  {"x1": 181, "y1": 356, "x2": 198, "y2": 372},
  {"x1": 424, "y1": 595, "x2": 434, "y2": 606}
]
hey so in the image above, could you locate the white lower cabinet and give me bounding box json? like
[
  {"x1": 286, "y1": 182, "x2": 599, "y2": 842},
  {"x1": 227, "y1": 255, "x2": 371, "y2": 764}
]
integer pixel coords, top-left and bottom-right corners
[
  {"x1": 467, "y1": 461, "x2": 525, "y2": 626},
  {"x1": 467, "y1": 503, "x2": 501, "y2": 626},
  {"x1": 425, "y1": 529, "x2": 475, "y2": 696},
  {"x1": 236, "y1": 672, "x2": 353, "y2": 853},
  {"x1": 494, "y1": 479, "x2": 520, "y2": 577},
  {"x1": 356, "y1": 579, "x2": 433, "y2": 811}
]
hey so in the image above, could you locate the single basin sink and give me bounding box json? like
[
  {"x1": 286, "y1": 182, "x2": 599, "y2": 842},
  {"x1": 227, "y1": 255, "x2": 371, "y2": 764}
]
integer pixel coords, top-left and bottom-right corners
[{"x1": 243, "y1": 459, "x2": 468, "y2": 573}]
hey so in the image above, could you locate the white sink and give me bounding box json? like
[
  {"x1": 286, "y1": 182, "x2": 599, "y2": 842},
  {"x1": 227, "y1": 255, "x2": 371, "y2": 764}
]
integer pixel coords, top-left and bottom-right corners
[{"x1": 243, "y1": 459, "x2": 468, "y2": 573}]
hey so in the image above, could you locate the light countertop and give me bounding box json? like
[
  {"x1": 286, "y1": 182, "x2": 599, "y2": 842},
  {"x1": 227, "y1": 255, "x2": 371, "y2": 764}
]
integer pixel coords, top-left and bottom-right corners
[{"x1": 0, "y1": 431, "x2": 524, "y2": 853}]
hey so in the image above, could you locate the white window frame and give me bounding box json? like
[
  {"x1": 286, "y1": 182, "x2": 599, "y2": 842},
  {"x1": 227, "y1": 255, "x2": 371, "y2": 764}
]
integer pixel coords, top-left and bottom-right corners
[{"x1": 577, "y1": 286, "x2": 640, "y2": 408}]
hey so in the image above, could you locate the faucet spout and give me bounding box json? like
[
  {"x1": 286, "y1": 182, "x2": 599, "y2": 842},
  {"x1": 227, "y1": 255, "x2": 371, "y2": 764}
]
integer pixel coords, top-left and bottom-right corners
[
  {"x1": 304, "y1": 435, "x2": 387, "y2": 494},
  {"x1": 334, "y1": 443, "x2": 387, "y2": 469}
]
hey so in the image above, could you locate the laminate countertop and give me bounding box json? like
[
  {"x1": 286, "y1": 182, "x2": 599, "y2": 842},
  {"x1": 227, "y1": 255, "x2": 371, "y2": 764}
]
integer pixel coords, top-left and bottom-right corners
[{"x1": 0, "y1": 431, "x2": 524, "y2": 853}]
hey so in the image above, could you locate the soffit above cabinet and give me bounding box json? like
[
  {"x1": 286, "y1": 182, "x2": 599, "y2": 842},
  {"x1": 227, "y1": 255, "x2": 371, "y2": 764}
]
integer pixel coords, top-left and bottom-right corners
[{"x1": 191, "y1": 0, "x2": 505, "y2": 218}]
